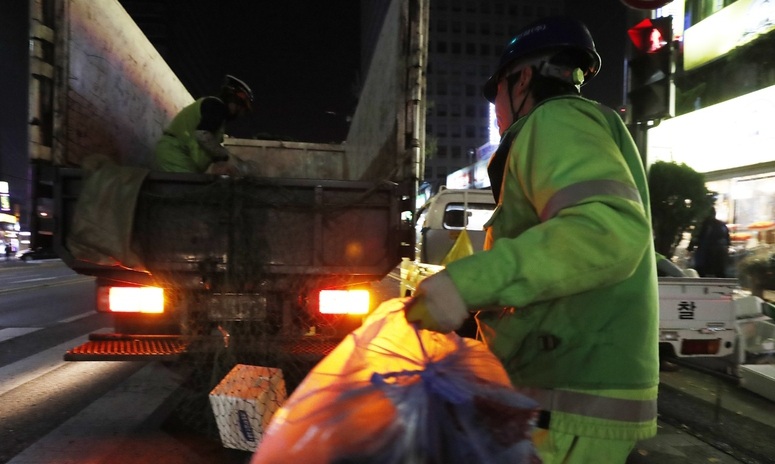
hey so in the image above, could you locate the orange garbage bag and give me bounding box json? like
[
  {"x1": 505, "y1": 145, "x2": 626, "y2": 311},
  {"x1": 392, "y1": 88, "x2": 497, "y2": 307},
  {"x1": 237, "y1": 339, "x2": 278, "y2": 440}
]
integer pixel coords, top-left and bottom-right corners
[{"x1": 251, "y1": 298, "x2": 539, "y2": 464}]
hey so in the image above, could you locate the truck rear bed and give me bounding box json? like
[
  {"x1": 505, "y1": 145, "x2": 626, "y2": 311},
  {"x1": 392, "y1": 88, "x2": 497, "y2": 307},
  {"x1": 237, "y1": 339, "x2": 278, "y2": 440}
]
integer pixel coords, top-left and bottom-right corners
[{"x1": 54, "y1": 167, "x2": 408, "y2": 291}]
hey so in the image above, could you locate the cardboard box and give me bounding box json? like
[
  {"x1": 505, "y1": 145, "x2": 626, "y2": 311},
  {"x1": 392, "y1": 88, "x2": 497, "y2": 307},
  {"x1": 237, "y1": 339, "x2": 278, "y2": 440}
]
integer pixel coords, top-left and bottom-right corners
[{"x1": 209, "y1": 364, "x2": 287, "y2": 452}]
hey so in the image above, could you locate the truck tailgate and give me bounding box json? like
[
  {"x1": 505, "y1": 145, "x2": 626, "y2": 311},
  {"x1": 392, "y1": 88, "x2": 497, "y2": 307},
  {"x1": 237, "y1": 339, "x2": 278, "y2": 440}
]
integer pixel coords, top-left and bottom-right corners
[{"x1": 55, "y1": 168, "x2": 407, "y2": 289}]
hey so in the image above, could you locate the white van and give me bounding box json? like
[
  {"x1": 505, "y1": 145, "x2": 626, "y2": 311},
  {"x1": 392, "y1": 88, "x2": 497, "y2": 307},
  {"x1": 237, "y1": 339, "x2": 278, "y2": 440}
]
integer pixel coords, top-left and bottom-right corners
[{"x1": 414, "y1": 187, "x2": 496, "y2": 265}]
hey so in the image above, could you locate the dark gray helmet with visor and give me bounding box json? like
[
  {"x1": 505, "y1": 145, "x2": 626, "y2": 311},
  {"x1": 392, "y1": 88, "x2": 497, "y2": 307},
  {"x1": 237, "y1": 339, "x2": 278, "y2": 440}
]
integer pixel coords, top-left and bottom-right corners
[
  {"x1": 483, "y1": 16, "x2": 601, "y2": 103},
  {"x1": 221, "y1": 75, "x2": 254, "y2": 111}
]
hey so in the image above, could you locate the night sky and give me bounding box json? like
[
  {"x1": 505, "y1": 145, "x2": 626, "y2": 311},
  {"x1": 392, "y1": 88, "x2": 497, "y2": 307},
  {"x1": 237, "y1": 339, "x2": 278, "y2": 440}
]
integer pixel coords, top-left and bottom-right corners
[{"x1": 128, "y1": 0, "x2": 363, "y2": 144}]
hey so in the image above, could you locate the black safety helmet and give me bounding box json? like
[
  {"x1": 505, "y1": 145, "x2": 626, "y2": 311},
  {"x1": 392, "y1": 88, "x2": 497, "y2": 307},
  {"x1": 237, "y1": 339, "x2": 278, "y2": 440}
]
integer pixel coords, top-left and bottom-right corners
[
  {"x1": 221, "y1": 75, "x2": 254, "y2": 111},
  {"x1": 483, "y1": 16, "x2": 601, "y2": 103}
]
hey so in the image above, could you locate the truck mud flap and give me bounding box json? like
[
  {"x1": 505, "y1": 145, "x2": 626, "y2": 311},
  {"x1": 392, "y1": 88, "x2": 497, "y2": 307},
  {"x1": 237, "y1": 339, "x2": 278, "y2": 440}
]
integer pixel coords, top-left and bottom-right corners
[{"x1": 64, "y1": 333, "x2": 188, "y2": 361}]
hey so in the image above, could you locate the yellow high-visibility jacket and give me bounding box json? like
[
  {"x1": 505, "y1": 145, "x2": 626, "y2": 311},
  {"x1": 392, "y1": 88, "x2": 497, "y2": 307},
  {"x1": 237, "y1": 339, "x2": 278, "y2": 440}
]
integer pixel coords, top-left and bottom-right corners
[
  {"x1": 154, "y1": 98, "x2": 226, "y2": 173},
  {"x1": 445, "y1": 95, "x2": 659, "y2": 441}
]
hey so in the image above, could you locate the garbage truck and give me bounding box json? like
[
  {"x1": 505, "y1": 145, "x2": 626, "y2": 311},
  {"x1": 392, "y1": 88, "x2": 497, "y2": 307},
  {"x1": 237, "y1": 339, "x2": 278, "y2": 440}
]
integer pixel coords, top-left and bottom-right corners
[{"x1": 25, "y1": 0, "x2": 428, "y2": 367}]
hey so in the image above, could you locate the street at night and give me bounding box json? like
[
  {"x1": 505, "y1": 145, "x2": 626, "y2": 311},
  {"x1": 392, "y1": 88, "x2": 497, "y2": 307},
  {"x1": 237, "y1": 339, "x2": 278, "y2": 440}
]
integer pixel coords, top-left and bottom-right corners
[{"x1": 1, "y1": 260, "x2": 774, "y2": 463}]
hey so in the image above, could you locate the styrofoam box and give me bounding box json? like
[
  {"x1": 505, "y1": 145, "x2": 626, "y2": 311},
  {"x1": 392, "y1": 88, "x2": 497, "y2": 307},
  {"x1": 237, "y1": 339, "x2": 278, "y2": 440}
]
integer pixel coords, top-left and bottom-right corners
[
  {"x1": 209, "y1": 364, "x2": 287, "y2": 452},
  {"x1": 739, "y1": 364, "x2": 775, "y2": 402}
]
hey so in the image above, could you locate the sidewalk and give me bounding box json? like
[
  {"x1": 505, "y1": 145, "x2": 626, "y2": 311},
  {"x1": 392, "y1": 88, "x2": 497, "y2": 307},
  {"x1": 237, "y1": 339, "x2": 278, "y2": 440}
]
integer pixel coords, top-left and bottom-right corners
[
  {"x1": 627, "y1": 365, "x2": 775, "y2": 463},
  {"x1": 628, "y1": 419, "x2": 745, "y2": 463}
]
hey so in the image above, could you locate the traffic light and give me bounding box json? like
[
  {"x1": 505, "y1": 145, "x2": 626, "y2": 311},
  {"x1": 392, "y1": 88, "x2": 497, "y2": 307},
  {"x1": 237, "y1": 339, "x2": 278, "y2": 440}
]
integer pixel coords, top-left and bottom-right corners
[{"x1": 627, "y1": 16, "x2": 674, "y2": 122}]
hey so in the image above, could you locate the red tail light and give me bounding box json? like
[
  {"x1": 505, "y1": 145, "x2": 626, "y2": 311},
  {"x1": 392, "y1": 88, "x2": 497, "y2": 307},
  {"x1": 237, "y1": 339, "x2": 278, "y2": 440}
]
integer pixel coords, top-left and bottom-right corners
[
  {"x1": 680, "y1": 338, "x2": 721, "y2": 355},
  {"x1": 96, "y1": 286, "x2": 165, "y2": 314},
  {"x1": 319, "y1": 289, "x2": 370, "y2": 315}
]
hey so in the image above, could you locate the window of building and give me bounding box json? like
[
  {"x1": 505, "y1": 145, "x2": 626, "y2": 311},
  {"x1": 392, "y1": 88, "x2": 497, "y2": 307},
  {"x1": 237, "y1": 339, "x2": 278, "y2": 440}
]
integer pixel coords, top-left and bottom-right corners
[
  {"x1": 465, "y1": 105, "x2": 475, "y2": 117},
  {"x1": 451, "y1": 104, "x2": 461, "y2": 117},
  {"x1": 438, "y1": 82, "x2": 448, "y2": 96},
  {"x1": 480, "y1": 23, "x2": 491, "y2": 35},
  {"x1": 437, "y1": 41, "x2": 447, "y2": 54},
  {"x1": 465, "y1": 84, "x2": 476, "y2": 97},
  {"x1": 451, "y1": 125, "x2": 461, "y2": 138},
  {"x1": 466, "y1": 43, "x2": 476, "y2": 55},
  {"x1": 438, "y1": 124, "x2": 448, "y2": 137},
  {"x1": 451, "y1": 42, "x2": 462, "y2": 55},
  {"x1": 451, "y1": 146, "x2": 462, "y2": 158},
  {"x1": 685, "y1": 0, "x2": 739, "y2": 27},
  {"x1": 480, "y1": 43, "x2": 491, "y2": 55},
  {"x1": 466, "y1": 125, "x2": 476, "y2": 138},
  {"x1": 452, "y1": 21, "x2": 462, "y2": 33},
  {"x1": 466, "y1": 22, "x2": 476, "y2": 34},
  {"x1": 437, "y1": 20, "x2": 448, "y2": 32},
  {"x1": 437, "y1": 145, "x2": 448, "y2": 158},
  {"x1": 437, "y1": 103, "x2": 448, "y2": 117}
]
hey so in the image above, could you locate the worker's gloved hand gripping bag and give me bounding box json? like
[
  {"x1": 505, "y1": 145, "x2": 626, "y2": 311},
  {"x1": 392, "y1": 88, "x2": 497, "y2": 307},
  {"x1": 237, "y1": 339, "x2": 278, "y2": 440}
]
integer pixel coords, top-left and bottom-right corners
[{"x1": 251, "y1": 298, "x2": 539, "y2": 464}]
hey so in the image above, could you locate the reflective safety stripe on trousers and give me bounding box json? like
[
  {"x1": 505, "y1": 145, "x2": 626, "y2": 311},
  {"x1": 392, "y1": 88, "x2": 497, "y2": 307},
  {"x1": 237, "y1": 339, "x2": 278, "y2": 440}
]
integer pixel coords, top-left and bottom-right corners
[
  {"x1": 522, "y1": 388, "x2": 657, "y2": 423},
  {"x1": 539, "y1": 179, "x2": 642, "y2": 222}
]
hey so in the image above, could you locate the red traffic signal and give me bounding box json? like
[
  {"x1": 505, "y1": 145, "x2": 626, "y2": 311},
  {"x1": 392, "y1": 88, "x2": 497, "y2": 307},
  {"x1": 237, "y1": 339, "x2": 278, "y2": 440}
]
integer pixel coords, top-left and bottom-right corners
[
  {"x1": 627, "y1": 16, "x2": 674, "y2": 121},
  {"x1": 628, "y1": 17, "x2": 671, "y2": 53}
]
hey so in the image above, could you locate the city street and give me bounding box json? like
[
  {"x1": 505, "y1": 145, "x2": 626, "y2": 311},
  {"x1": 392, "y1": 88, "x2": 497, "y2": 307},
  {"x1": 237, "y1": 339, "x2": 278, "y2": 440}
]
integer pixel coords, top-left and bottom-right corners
[{"x1": 0, "y1": 259, "x2": 774, "y2": 463}]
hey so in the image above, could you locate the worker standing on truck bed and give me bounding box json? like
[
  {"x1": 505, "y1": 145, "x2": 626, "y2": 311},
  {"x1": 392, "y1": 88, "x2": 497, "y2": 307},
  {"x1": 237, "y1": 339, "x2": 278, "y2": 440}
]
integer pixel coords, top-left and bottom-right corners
[
  {"x1": 405, "y1": 16, "x2": 659, "y2": 463},
  {"x1": 154, "y1": 75, "x2": 253, "y2": 174}
]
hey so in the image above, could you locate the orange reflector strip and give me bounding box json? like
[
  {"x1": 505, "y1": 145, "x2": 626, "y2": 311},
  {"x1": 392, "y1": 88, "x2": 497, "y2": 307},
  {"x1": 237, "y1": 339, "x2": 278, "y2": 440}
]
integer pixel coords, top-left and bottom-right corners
[
  {"x1": 319, "y1": 289, "x2": 370, "y2": 315},
  {"x1": 108, "y1": 287, "x2": 165, "y2": 314}
]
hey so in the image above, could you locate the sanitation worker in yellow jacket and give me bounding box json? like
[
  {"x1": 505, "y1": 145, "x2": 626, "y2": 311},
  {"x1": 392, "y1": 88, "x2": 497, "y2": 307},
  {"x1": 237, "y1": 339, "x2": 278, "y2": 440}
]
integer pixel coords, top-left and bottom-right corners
[
  {"x1": 154, "y1": 75, "x2": 253, "y2": 174},
  {"x1": 406, "y1": 16, "x2": 660, "y2": 464}
]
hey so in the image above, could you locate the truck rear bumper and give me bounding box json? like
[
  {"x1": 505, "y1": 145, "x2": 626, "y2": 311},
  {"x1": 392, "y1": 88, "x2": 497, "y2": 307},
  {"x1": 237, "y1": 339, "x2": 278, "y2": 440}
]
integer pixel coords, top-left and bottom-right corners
[
  {"x1": 64, "y1": 333, "x2": 188, "y2": 361},
  {"x1": 64, "y1": 332, "x2": 340, "y2": 362}
]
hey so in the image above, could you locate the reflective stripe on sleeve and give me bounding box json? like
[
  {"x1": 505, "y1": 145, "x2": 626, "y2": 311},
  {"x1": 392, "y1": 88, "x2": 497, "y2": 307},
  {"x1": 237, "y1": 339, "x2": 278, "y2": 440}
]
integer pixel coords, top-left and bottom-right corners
[
  {"x1": 539, "y1": 179, "x2": 643, "y2": 222},
  {"x1": 522, "y1": 388, "x2": 657, "y2": 423}
]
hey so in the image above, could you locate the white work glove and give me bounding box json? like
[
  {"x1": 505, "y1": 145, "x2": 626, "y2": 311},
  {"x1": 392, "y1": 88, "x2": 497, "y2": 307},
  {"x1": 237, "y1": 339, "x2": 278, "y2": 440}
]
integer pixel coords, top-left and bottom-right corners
[{"x1": 404, "y1": 270, "x2": 469, "y2": 333}]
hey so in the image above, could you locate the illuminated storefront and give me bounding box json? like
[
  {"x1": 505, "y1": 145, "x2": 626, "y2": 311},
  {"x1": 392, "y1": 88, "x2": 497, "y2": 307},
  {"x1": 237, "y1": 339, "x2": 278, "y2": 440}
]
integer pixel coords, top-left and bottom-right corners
[
  {"x1": 0, "y1": 181, "x2": 20, "y2": 252},
  {"x1": 647, "y1": 0, "x2": 775, "y2": 245}
]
